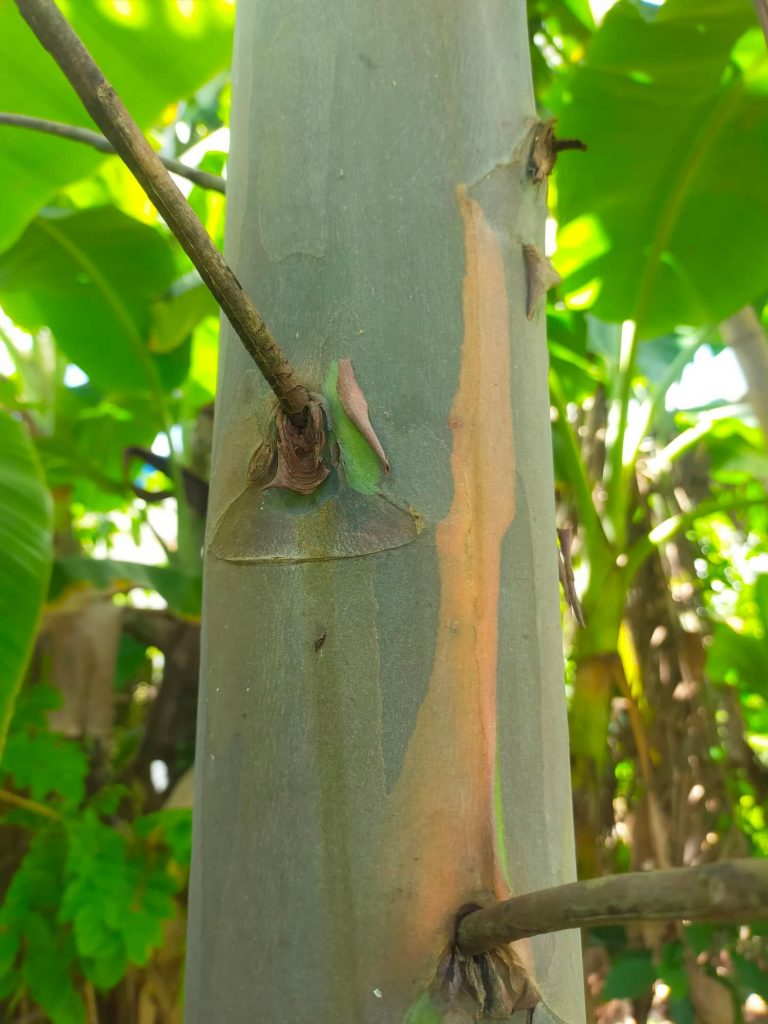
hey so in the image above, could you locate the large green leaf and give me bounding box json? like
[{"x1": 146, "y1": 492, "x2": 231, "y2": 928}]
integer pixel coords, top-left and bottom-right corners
[
  {"x1": 552, "y1": 0, "x2": 768, "y2": 336},
  {"x1": 36, "y1": 383, "x2": 158, "y2": 512},
  {"x1": 0, "y1": 207, "x2": 177, "y2": 393},
  {"x1": 0, "y1": 411, "x2": 52, "y2": 756},
  {"x1": 601, "y1": 951, "x2": 657, "y2": 1000},
  {"x1": 0, "y1": 0, "x2": 234, "y2": 253}
]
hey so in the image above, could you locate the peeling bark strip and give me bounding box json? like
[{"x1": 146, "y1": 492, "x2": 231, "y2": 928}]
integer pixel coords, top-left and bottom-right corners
[
  {"x1": 336, "y1": 358, "x2": 390, "y2": 472},
  {"x1": 376, "y1": 187, "x2": 536, "y2": 1007},
  {"x1": 523, "y1": 244, "x2": 561, "y2": 320}
]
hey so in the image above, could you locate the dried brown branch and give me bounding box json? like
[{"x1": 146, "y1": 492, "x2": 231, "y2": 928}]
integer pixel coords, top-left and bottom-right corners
[
  {"x1": 457, "y1": 859, "x2": 768, "y2": 956},
  {"x1": 0, "y1": 112, "x2": 227, "y2": 193},
  {"x1": 14, "y1": 0, "x2": 310, "y2": 421}
]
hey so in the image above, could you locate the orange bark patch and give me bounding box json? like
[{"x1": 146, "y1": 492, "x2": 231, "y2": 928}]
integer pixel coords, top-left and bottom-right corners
[{"x1": 378, "y1": 187, "x2": 518, "y2": 998}]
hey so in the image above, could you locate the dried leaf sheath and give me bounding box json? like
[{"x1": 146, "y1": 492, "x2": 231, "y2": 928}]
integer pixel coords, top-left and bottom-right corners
[{"x1": 336, "y1": 358, "x2": 390, "y2": 472}]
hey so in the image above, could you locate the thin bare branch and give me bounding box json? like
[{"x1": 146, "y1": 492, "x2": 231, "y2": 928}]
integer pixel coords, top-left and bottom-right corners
[
  {"x1": 0, "y1": 787, "x2": 63, "y2": 822},
  {"x1": 0, "y1": 112, "x2": 226, "y2": 193},
  {"x1": 457, "y1": 859, "x2": 768, "y2": 956},
  {"x1": 14, "y1": 0, "x2": 310, "y2": 420}
]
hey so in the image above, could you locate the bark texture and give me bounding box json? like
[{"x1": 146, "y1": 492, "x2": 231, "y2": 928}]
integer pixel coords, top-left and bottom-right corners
[{"x1": 186, "y1": 3, "x2": 583, "y2": 1022}]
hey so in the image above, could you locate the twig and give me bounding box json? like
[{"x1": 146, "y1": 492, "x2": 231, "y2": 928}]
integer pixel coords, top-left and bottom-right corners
[
  {"x1": 456, "y1": 859, "x2": 768, "y2": 956},
  {"x1": 0, "y1": 787, "x2": 63, "y2": 822},
  {"x1": 14, "y1": 0, "x2": 310, "y2": 421},
  {"x1": 0, "y1": 112, "x2": 227, "y2": 193}
]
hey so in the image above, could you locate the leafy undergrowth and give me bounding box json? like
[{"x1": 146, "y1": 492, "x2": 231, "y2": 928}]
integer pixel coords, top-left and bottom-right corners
[{"x1": 0, "y1": 685, "x2": 191, "y2": 1024}]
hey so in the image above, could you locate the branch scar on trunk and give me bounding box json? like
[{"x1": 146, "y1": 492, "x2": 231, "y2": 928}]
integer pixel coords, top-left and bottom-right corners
[
  {"x1": 527, "y1": 118, "x2": 587, "y2": 182},
  {"x1": 264, "y1": 400, "x2": 329, "y2": 495},
  {"x1": 523, "y1": 244, "x2": 561, "y2": 320}
]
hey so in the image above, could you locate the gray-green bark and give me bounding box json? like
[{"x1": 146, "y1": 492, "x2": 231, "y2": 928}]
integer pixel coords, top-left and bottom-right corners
[{"x1": 186, "y1": 3, "x2": 584, "y2": 1022}]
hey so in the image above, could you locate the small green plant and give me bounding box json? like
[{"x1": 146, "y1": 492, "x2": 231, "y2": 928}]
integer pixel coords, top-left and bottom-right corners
[{"x1": 0, "y1": 685, "x2": 191, "y2": 1024}]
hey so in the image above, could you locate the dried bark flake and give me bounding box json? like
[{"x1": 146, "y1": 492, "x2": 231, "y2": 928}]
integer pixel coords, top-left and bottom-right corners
[
  {"x1": 337, "y1": 358, "x2": 390, "y2": 473},
  {"x1": 523, "y1": 244, "x2": 561, "y2": 320}
]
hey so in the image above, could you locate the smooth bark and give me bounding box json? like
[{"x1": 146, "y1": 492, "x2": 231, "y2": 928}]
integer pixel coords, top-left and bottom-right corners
[{"x1": 187, "y1": 3, "x2": 583, "y2": 1022}]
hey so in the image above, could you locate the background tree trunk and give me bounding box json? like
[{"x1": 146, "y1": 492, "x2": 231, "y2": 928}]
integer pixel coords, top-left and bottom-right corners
[{"x1": 185, "y1": 2, "x2": 584, "y2": 1021}]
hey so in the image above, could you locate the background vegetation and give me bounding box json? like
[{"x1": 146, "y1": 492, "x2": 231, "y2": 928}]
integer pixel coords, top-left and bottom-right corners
[{"x1": 0, "y1": 0, "x2": 766, "y2": 1021}]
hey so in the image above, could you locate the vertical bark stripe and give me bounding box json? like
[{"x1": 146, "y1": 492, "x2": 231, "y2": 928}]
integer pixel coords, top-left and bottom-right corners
[{"x1": 379, "y1": 186, "x2": 517, "y2": 998}]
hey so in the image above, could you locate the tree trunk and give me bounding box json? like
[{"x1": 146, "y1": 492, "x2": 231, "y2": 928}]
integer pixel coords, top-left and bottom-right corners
[
  {"x1": 185, "y1": 3, "x2": 584, "y2": 1022},
  {"x1": 719, "y1": 306, "x2": 768, "y2": 444}
]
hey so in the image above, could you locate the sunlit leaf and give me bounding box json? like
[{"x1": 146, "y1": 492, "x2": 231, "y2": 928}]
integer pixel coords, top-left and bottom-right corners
[
  {"x1": 0, "y1": 208, "x2": 177, "y2": 394},
  {"x1": 553, "y1": 0, "x2": 768, "y2": 336},
  {"x1": 0, "y1": 0, "x2": 234, "y2": 252},
  {"x1": 0, "y1": 412, "x2": 52, "y2": 758}
]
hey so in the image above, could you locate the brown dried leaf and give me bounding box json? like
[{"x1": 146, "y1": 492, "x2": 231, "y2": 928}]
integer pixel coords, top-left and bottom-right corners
[
  {"x1": 46, "y1": 599, "x2": 121, "y2": 738},
  {"x1": 524, "y1": 244, "x2": 562, "y2": 320},
  {"x1": 490, "y1": 944, "x2": 540, "y2": 1012},
  {"x1": 433, "y1": 942, "x2": 539, "y2": 1020},
  {"x1": 265, "y1": 400, "x2": 329, "y2": 495},
  {"x1": 336, "y1": 358, "x2": 389, "y2": 472}
]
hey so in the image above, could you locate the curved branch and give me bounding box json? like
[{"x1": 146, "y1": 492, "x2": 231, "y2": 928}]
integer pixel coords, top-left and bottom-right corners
[
  {"x1": 14, "y1": 0, "x2": 310, "y2": 421},
  {"x1": 0, "y1": 112, "x2": 227, "y2": 193},
  {"x1": 457, "y1": 859, "x2": 768, "y2": 955}
]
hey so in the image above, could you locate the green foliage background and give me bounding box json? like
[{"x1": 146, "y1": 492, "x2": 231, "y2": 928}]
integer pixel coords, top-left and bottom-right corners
[{"x1": 0, "y1": 0, "x2": 766, "y2": 1021}]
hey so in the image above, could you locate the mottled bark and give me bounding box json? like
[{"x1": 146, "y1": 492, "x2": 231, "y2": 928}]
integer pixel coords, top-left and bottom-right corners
[{"x1": 187, "y1": 4, "x2": 583, "y2": 1022}]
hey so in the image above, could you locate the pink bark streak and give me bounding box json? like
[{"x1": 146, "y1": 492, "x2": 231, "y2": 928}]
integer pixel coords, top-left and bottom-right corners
[{"x1": 376, "y1": 186, "x2": 519, "y2": 1005}]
